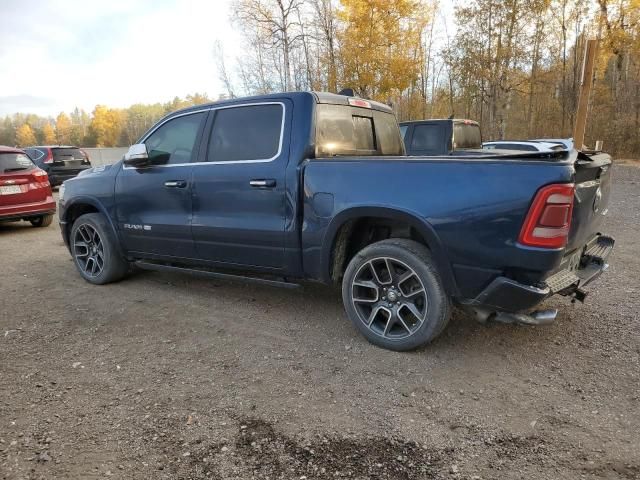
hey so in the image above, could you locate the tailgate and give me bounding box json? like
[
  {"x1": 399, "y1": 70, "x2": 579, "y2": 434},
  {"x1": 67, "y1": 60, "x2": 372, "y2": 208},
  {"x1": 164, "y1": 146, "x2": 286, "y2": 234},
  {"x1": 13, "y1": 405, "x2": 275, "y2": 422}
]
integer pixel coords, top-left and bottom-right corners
[{"x1": 566, "y1": 152, "x2": 612, "y2": 251}]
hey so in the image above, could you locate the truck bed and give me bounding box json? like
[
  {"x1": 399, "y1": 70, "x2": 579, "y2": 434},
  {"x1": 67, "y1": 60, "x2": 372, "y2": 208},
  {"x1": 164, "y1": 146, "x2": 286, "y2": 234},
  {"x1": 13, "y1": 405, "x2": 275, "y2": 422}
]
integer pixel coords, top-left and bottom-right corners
[{"x1": 301, "y1": 149, "x2": 610, "y2": 304}]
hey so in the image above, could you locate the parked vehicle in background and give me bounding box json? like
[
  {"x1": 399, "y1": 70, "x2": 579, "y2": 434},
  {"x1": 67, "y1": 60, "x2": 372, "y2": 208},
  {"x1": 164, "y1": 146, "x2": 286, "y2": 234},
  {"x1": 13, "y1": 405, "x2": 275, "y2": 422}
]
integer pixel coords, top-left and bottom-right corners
[
  {"x1": 483, "y1": 140, "x2": 567, "y2": 152},
  {"x1": 532, "y1": 138, "x2": 574, "y2": 150},
  {"x1": 59, "y1": 92, "x2": 614, "y2": 351},
  {"x1": 400, "y1": 119, "x2": 483, "y2": 156},
  {"x1": 23, "y1": 146, "x2": 91, "y2": 187},
  {"x1": 0, "y1": 146, "x2": 55, "y2": 227}
]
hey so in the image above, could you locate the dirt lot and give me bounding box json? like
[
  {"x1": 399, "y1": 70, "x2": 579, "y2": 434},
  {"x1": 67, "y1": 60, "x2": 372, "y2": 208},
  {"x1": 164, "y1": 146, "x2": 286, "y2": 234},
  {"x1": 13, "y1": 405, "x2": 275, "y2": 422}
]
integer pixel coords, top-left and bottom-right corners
[{"x1": 1, "y1": 165, "x2": 639, "y2": 480}]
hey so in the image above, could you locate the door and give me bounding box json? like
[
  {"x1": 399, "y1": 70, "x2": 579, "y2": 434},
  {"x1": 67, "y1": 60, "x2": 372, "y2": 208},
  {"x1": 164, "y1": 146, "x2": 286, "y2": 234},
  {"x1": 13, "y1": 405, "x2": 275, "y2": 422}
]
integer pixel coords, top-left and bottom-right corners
[
  {"x1": 114, "y1": 110, "x2": 207, "y2": 259},
  {"x1": 191, "y1": 101, "x2": 290, "y2": 269}
]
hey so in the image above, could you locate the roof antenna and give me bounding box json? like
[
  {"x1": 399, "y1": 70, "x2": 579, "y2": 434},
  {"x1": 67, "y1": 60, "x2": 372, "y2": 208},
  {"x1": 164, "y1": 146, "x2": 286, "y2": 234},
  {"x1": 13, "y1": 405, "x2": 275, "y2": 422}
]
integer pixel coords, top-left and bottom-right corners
[
  {"x1": 338, "y1": 88, "x2": 355, "y2": 97},
  {"x1": 448, "y1": 113, "x2": 455, "y2": 120}
]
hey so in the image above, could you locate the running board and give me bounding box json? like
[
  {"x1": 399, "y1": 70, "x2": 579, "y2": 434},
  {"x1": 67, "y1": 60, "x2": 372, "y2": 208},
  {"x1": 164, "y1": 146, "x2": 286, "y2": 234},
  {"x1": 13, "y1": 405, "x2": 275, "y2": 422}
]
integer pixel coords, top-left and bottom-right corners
[{"x1": 134, "y1": 261, "x2": 301, "y2": 289}]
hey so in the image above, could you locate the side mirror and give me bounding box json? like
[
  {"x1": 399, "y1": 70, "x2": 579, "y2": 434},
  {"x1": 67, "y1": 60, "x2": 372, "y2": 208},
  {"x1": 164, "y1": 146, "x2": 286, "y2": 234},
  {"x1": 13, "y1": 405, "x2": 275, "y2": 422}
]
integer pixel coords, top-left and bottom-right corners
[{"x1": 123, "y1": 144, "x2": 149, "y2": 167}]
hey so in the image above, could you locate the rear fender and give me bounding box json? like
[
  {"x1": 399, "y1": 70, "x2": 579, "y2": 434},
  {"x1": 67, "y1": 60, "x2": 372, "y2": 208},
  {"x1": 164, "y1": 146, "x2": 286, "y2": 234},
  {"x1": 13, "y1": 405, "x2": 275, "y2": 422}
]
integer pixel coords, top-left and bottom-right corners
[{"x1": 321, "y1": 206, "x2": 458, "y2": 296}]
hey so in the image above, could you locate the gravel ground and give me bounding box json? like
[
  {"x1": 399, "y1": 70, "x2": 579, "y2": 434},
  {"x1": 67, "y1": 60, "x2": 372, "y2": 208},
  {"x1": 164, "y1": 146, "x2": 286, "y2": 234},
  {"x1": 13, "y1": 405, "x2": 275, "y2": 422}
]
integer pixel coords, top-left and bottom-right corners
[{"x1": 1, "y1": 164, "x2": 638, "y2": 480}]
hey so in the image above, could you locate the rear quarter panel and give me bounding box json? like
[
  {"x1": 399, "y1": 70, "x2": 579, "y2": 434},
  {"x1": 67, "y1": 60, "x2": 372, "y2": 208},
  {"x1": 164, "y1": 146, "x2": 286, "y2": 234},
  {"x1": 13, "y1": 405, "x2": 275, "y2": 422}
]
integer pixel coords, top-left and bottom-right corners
[{"x1": 302, "y1": 156, "x2": 575, "y2": 298}]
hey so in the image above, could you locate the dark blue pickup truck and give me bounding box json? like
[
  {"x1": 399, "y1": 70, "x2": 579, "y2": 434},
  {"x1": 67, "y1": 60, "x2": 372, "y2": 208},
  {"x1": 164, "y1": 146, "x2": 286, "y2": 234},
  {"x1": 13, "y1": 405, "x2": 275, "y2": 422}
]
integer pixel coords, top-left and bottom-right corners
[{"x1": 58, "y1": 92, "x2": 614, "y2": 351}]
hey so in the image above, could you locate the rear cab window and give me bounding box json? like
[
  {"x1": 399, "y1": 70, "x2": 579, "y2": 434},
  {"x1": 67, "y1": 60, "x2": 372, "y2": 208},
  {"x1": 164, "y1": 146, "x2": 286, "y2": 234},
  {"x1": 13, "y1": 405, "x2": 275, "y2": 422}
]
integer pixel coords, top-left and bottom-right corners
[
  {"x1": 315, "y1": 104, "x2": 404, "y2": 157},
  {"x1": 452, "y1": 122, "x2": 482, "y2": 150},
  {"x1": 51, "y1": 147, "x2": 88, "y2": 161},
  {"x1": 410, "y1": 124, "x2": 446, "y2": 154},
  {"x1": 0, "y1": 152, "x2": 36, "y2": 172}
]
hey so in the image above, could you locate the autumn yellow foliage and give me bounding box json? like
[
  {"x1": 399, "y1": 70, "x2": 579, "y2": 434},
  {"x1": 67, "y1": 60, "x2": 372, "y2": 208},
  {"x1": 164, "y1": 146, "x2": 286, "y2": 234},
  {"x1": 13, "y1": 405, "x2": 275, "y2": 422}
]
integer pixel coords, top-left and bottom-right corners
[
  {"x1": 15, "y1": 124, "x2": 36, "y2": 147},
  {"x1": 337, "y1": 0, "x2": 431, "y2": 101}
]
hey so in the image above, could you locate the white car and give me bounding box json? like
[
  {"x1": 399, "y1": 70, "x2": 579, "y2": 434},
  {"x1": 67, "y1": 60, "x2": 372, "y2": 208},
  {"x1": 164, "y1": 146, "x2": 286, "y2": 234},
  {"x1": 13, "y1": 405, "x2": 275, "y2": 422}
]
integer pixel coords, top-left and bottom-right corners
[
  {"x1": 483, "y1": 140, "x2": 568, "y2": 152},
  {"x1": 532, "y1": 138, "x2": 574, "y2": 150}
]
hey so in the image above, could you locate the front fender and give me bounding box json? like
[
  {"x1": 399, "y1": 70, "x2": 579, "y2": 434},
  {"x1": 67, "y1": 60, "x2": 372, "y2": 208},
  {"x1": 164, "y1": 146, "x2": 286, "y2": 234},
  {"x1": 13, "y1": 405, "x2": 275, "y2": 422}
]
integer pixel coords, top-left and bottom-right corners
[
  {"x1": 60, "y1": 195, "x2": 123, "y2": 256},
  {"x1": 320, "y1": 206, "x2": 458, "y2": 296}
]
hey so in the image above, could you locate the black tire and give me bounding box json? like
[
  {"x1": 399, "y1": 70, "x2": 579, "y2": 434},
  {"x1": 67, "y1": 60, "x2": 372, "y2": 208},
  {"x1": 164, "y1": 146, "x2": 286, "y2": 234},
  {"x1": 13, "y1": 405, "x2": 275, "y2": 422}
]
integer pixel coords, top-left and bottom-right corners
[
  {"x1": 30, "y1": 214, "x2": 53, "y2": 228},
  {"x1": 70, "y1": 213, "x2": 128, "y2": 285},
  {"x1": 342, "y1": 239, "x2": 450, "y2": 351}
]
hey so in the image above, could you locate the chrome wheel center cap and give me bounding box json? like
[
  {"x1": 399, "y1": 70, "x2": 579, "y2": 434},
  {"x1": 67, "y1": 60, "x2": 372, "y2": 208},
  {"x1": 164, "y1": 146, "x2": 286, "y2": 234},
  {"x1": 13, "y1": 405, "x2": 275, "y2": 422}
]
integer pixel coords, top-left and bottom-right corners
[{"x1": 387, "y1": 289, "x2": 399, "y2": 302}]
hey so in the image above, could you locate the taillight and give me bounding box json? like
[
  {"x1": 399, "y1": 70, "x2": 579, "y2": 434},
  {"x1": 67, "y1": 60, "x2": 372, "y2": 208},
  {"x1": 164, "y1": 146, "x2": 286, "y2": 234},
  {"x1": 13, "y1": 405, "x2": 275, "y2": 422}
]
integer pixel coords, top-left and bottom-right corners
[
  {"x1": 32, "y1": 169, "x2": 50, "y2": 185},
  {"x1": 518, "y1": 183, "x2": 574, "y2": 248},
  {"x1": 43, "y1": 148, "x2": 53, "y2": 164}
]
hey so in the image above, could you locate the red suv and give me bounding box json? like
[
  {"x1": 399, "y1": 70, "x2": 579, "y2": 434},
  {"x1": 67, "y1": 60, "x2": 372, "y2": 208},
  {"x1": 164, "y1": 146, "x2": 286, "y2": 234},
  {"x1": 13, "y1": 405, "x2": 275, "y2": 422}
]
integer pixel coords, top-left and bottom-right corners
[{"x1": 0, "y1": 146, "x2": 56, "y2": 227}]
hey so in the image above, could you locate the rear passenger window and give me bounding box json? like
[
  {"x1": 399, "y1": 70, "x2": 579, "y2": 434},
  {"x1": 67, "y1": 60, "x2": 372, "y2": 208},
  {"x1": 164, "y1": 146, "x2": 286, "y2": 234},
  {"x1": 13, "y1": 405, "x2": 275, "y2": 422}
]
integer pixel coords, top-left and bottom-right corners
[
  {"x1": 144, "y1": 112, "x2": 206, "y2": 165},
  {"x1": 207, "y1": 104, "x2": 283, "y2": 162}
]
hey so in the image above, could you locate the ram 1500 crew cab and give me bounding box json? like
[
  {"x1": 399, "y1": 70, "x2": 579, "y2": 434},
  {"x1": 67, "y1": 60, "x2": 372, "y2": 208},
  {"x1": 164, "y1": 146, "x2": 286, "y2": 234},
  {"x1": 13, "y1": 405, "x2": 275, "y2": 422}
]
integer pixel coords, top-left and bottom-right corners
[{"x1": 59, "y1": 92, "x2": 614, "y2": 351}]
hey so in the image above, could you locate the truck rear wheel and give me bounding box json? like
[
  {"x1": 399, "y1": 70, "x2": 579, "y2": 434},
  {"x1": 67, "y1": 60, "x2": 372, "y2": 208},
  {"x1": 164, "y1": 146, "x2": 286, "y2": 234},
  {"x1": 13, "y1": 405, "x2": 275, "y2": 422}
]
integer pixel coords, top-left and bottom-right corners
[
  {"x1": 70, "y1": 213, "x2": 128, "y2": 285},
  {"x1": 342, "y1": 239, "x2": 450, "y2": 351}
]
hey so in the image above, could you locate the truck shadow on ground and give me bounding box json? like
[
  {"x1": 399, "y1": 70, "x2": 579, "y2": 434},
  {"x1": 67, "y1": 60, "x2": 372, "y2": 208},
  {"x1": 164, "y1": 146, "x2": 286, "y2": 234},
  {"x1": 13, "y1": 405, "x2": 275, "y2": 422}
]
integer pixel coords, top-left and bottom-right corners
[{"x1": 124, "y1": 267, "x2": 565, "y2": 358}]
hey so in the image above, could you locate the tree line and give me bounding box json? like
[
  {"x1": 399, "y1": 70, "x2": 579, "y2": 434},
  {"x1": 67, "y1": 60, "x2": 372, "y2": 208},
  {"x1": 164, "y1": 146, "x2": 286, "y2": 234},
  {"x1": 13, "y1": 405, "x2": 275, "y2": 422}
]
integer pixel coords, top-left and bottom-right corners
[
  {"x1": 220, "y1": 0, "x2": 639, "y2": 156},
  {"x1": 0, "y1": 94, "x2": 211, "y2": 149},
  {"x1": 2, "y1": 0, "x2": 638, "y2": 157}
]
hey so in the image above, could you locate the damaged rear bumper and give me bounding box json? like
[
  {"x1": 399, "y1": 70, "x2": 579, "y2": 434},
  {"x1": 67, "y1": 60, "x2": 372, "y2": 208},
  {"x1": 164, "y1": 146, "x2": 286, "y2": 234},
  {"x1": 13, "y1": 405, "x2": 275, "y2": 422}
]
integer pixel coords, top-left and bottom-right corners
[{"x1": 461, "y1": 234, "x2": 615, "y2": 321}]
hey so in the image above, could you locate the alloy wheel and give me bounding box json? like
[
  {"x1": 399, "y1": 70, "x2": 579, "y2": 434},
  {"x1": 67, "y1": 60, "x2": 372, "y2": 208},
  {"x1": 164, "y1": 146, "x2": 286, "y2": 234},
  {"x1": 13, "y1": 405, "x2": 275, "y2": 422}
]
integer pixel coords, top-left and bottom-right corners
[
  {"x1": 351, "y1": 257, "x2": 429, "y2": 339},
  {"x1": 73, "y1": 224, "x2": 105, "y2": 277}
]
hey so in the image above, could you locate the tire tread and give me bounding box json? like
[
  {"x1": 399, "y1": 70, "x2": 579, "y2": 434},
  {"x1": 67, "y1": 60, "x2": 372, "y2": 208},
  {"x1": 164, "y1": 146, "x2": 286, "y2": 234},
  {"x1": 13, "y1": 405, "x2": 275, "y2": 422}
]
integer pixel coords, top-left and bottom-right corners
[
  {"x1": 342, "y1": 238, "x2": 450, "y2": 351},
  {"x1": 70, "y1": 213, "x2": 128, "y2": 285}
]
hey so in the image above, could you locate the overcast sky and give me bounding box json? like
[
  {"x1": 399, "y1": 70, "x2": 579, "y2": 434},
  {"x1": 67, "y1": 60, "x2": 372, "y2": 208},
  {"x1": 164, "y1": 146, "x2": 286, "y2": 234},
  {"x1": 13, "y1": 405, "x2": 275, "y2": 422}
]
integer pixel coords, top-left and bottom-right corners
[
  {"x1": 0, "y1": 0, "x2": 242, "y2": 116},
  {"x1": 0, "y1": 0, "x2": 454, "y2": 118}
]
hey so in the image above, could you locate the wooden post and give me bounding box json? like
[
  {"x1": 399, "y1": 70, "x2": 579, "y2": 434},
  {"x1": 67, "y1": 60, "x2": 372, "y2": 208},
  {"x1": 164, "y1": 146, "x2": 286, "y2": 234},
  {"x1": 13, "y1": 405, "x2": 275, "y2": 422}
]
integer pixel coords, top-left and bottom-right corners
[{"x1": 573, "y1": 39, "x2": 598, "y2": 150}]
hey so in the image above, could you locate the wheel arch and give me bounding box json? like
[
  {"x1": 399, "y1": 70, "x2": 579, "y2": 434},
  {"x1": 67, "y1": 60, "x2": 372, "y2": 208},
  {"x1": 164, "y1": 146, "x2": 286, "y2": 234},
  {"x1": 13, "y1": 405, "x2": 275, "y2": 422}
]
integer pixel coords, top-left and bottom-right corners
[
  {"x1": 62, "y1": 197, "x2": 123, "y2": 256},
  {"x1": 321, "y1": 206, "x2": 458, "y2": 296}
]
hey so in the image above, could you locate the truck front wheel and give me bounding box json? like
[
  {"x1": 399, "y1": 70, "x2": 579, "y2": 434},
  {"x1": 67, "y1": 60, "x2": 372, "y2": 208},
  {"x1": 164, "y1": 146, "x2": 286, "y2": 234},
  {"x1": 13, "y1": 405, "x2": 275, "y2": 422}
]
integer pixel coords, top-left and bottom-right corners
[
  {"x1": 342, "y1": 239, "x2": 450, "y2": 351},
  {"x1": 70, "y1": 213, "x2": 129, "y2": 285}
]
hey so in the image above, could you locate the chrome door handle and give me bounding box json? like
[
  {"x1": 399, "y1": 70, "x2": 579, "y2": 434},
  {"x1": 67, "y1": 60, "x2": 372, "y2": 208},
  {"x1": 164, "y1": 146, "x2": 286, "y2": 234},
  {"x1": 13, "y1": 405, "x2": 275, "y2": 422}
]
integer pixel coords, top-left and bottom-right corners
[
  {"x1": 249, "y1": 179, "x2": 276, "y2": 188},
  {"x1": 164, "y1": 180, "x2": 187, "y2": 188}
]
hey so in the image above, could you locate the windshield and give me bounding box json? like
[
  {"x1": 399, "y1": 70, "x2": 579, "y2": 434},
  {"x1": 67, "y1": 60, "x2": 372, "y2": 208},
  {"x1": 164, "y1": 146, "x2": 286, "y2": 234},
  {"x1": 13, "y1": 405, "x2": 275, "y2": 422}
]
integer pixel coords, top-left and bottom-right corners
[{"x1": 0, "y1": 153, "x2": 35, "y2": 173}]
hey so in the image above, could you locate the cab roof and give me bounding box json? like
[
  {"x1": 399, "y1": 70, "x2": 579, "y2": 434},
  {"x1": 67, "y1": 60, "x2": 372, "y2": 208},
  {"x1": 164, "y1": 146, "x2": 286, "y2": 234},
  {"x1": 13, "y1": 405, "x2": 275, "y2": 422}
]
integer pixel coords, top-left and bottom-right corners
[{"x1": 171, "y1": 91, "x2": 394, "y2": 116}]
